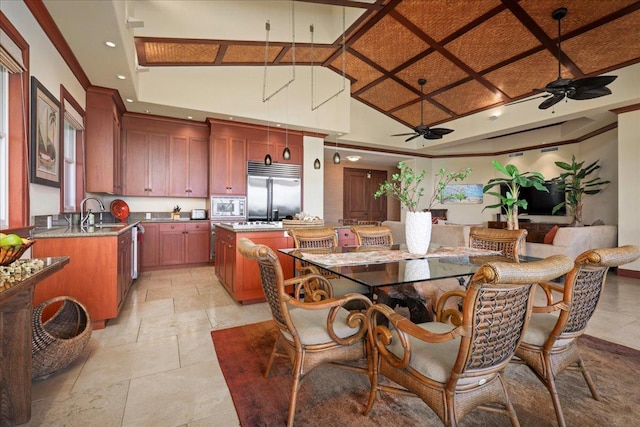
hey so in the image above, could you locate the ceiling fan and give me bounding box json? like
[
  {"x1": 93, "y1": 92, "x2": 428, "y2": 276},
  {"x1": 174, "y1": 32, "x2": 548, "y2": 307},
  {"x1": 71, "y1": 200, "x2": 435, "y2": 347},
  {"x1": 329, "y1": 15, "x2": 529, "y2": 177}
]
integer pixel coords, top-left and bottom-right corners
[
  {"x1": 512, "y1": 7, "x2": 617, "y2": 110},
  {"x1": 391, "y1": 78, "x2": 454, "y2": 142}
]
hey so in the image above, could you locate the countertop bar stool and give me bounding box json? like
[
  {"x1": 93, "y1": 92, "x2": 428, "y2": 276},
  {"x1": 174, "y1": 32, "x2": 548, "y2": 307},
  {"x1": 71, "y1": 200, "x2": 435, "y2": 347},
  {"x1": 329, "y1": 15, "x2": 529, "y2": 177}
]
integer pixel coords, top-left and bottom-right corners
[
  {"x1": 513, "y1": 245, "x2": 640, "y2": 427},
  {"x1": 366, "y1": 255, "x2": 574, "y2": 426},
  {"x1": 237, "y1": 237, "x2": 372, "y2": 427}
]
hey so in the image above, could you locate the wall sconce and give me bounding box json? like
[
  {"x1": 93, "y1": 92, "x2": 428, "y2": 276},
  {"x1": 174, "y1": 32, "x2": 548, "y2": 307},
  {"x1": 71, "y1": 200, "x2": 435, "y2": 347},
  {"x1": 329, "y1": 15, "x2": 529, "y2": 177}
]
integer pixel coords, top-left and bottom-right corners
[{"x1": 314, "y1": 158, "x2": 321, "y2": 169}]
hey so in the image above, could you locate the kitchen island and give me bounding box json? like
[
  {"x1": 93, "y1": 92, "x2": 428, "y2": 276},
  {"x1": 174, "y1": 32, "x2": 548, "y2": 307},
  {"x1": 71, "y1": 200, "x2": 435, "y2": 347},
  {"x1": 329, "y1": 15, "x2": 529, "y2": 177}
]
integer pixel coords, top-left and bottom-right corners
[
  {"x1": 214, "y1": 224, "x2": 294, "y2": 303},
  {"x1": 31, "y1": 222, "x2": 139, "y2": 329}
]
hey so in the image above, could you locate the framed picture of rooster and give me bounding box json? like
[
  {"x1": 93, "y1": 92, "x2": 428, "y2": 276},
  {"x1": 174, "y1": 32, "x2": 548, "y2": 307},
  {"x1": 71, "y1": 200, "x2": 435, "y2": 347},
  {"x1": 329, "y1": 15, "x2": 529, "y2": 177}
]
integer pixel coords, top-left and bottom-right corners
[{"x1": 30, "y1": 76, "x2": 61, "y2": 187}]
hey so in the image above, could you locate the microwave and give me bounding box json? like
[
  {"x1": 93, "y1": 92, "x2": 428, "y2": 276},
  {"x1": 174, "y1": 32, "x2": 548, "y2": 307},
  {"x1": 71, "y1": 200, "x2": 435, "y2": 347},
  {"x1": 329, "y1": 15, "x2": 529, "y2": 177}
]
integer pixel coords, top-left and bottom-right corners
[{"x1": 210, "y1": 196, "x2": 246, "y2": 220}]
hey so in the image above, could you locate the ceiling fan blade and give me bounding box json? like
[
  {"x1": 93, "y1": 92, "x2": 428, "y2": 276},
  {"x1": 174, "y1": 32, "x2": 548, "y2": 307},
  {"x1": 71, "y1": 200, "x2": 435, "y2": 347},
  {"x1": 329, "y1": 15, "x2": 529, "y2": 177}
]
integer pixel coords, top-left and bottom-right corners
[
  {"x1": 506, "y1": 93, "x2": 551, "y2": 106},
  {"x1": 405, "y1": 134, "x2": 421, "y2": 142},
  {"x1": 572, "y1": 75, "x2": 617, "y2": 90},
  {"x1": 539, "y1": 93, "x2": 565, "y2": 110},
  {"x1": 428, "y1": 127, "x2": 454, "y2": 136},
  {"x1": 545, "y1": 77, "x2": 573, "y2": 91},
  {"x1": 569, "y1": 87, "x2": 612, "y2": 100},
  {"x1": 424, "y1": 133, "x2": 443, "y2": 140},
  {"x1": 391, "y1": 132, "x2": 418, "y2": 137}
]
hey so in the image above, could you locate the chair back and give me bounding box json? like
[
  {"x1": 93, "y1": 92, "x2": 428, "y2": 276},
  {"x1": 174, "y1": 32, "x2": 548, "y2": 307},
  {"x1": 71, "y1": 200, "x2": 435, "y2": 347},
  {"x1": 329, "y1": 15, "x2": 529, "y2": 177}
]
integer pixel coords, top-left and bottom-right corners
[
  {"x1": 469, "y1": 227, "x2": 527, "y2": 261},
  {"x1": 351, "y1": 225, "x2": 393, "y2": 246},
  {"x1": 454, "y1": 255, "x2": 574, "y2": 379},
  {"x1": 555, "y1": 245, "x2": 640, "y2": 339},
  {"x1": 237, "y1": 237, "x2": 291, "y2": 329},
  {"x1": 288, "y1": 227, "x2": 337, "y2": 249}
]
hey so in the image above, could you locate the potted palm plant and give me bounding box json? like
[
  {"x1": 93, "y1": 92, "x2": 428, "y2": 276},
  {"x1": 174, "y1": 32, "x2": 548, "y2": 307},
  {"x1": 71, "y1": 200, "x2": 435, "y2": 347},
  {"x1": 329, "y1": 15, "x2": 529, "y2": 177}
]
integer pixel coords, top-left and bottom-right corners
[
  {"x1": 375, "y1": 161, "x2": 471, "y2": 254},
  {"x1": 551, "y1": 155, "x2": 610, "y2": 226},
  {"x1": 483, "y1": 161, "x2": 547, "y2": 230}
]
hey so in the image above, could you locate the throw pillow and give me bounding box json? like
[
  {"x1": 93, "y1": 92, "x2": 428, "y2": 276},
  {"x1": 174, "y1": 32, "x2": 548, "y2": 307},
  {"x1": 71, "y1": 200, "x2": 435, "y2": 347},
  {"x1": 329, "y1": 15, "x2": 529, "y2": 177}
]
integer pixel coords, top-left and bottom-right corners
[
  {"x1": 544, "y1": 225, "x2": 559, "y2": 244},
  {"x1": 431, "y1": 216, "x2": 445, "y2": 224}
]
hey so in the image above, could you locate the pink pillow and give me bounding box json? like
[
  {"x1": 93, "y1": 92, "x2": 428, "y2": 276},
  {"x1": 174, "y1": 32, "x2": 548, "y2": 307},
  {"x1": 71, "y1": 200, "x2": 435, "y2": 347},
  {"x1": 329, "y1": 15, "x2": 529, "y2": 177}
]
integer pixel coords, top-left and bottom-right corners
[
  {"x1": 544, "y1": 225, "x2": 559, "y2": 244},
  {"x1": 432, "y1": 216, "x2": 445, "y2": 224}
]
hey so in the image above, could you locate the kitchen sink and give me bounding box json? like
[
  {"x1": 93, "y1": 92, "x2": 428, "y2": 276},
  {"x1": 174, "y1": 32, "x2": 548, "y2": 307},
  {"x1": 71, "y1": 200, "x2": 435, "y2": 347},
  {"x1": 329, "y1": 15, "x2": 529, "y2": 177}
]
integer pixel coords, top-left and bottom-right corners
[{"x1": 94, "y1": 223, "x2": 126, "y2": 228}]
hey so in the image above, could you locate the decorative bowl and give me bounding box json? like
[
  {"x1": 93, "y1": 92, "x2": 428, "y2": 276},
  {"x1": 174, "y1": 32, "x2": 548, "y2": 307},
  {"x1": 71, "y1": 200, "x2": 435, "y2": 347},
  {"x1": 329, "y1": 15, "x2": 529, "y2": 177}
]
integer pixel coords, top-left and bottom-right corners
[
  {"x1": 110, "y1": 199, "x2": 130, "y2": 222},
  {"x1": 0, "y1": 240, "x2": 35, "y2": 266}
]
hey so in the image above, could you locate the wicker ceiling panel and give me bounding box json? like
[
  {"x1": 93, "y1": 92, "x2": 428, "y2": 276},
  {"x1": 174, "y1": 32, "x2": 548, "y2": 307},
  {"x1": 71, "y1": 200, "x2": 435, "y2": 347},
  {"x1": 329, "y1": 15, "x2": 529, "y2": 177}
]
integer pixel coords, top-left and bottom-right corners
[
  {"x1": 144, "y1": 42, "x2": 219, "y2": 64},
  {"x1": 561, "y1": 11, "x2": 640, "y2": 74},
  {"x1": 350, "y1": 14, "x2": 429, "y2": 71},
  {"x1": 483, "y1": 50, "x2": 574, "y2": 99},
  {"x1": 330, "y1": 52, "x2": 383, "y2": 93},
  {"x1": 358, "y1": 78, "x2": 418, "y2": 111},
  {"x1": 394, "y1": 0, "x2": 502, "y2": 43},
  {"x1": 392, "y1": 101, "x2": 452, "y2": 128},
  {"x1": 520, "y1": 0, "x2": 639, "y2": 38},
  {"x1": 396, "y1": 51, "x2": 469, "y2": 94},
  {"x1": 222, "y1": 45, "x2": 281, "y2": 63},
  {"x1": 280, "y1": 46, "x2": 335, "y2": 64},
  {"x1": 444, "y1": 10, "x2": 542, "y2": 72},
  {"x1": 432, "y1": 80, "x2": 502, "y2": 115}
]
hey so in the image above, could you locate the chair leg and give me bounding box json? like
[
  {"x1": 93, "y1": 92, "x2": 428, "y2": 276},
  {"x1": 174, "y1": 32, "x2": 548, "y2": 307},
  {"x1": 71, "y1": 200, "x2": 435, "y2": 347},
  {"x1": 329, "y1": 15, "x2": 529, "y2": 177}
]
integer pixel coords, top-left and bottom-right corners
[
  {"x1": 286, "y1": 353, "x2": 304, "y2": 427},
  {"x1": 577, "y1": 356, "x2": 600, "y2": 400},
  {"x1": 264, "y1": 334, "x2": 282, "y2": 378},
  {"x1": 499, "y1": 374, "x2": 521, "y2": 427},
  {"x1": 364, "y1": 352, "x2": 379, "y2": 416},
  {"x1": 544, "y1": 375, "x2": 567, "y2": 427}
]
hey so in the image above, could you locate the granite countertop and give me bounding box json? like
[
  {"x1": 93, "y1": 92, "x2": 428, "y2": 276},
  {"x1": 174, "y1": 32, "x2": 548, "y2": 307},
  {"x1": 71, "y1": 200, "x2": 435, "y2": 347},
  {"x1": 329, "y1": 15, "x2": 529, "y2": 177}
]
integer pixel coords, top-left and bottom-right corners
[
  {"x1": 32, "y1": 221, "x2": 140, "y2": 238},
  {"x1": 141, "y1": 219, "x2": 210, "y2": 224}
]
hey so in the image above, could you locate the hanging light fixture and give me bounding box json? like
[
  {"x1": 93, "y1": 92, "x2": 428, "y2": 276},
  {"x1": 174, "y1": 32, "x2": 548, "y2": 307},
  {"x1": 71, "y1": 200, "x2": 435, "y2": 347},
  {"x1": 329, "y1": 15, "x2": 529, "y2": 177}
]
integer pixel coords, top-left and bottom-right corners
[
  {"x1": 314, "y1": 158, "x2": 321, "y2": 169},
  {"x1": 264, "y1": 120, "x2": 272, "y2": 165},
  {"x1": 333, "y1": 140, "x2": 341, "y2": 164}
]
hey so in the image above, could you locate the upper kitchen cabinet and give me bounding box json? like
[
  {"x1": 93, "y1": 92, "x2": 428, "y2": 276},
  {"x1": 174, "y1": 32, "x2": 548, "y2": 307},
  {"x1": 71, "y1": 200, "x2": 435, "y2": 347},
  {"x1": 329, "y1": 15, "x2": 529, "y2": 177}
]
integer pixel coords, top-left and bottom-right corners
[
  {"x1": 246, "y1": 128, "x2": 303, "y2": 165},
  {"x1": 209, "y1": 119, "x2": 248, "y2": 195},
  {"x1": 122, "y1": 128, "x2": 169, "y2": 196},
  {"x1": 169, "y1": 135, "x2": 209, "y2": 198},
  {"x1": 85, "y1": 87, "x2": 125, "y2": 194}
]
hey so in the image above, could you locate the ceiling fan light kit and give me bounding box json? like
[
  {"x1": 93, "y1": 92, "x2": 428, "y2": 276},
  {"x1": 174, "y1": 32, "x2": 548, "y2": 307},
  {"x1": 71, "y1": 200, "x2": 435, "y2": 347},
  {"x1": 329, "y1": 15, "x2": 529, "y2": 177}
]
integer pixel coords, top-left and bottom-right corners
[{"x1": 391, "y1": 78, "x2": 454, "y2": 142}]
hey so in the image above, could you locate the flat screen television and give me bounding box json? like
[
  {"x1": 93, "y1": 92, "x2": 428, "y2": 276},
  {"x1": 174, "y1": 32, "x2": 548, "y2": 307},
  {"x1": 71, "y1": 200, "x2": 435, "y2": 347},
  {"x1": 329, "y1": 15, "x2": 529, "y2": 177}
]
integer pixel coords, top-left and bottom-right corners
[{"x1": 500, "y1": 181, "x2": 566, "y2": 216}]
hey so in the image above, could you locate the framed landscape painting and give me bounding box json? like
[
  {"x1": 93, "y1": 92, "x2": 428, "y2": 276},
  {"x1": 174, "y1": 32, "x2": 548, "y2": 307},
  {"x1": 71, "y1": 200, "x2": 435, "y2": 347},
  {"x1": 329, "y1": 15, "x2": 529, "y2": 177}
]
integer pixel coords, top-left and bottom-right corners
[
  {"x1": 30, "y1": 76, "x2": 61, "y2": 187},
  {"x1": 441, "y1": 184, "x2": 483, "y2": 204}
]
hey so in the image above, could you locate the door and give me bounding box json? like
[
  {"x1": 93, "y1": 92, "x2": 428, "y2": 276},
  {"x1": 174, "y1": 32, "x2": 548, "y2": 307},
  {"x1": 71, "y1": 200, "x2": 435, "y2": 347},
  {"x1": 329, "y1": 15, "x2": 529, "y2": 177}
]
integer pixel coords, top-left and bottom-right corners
[
  {"x1": 343, "y1": 168, "x2": 387, "y2": 223},
  {"x1": 247, "y1": 176, "x2": 269, "y2": 220}
]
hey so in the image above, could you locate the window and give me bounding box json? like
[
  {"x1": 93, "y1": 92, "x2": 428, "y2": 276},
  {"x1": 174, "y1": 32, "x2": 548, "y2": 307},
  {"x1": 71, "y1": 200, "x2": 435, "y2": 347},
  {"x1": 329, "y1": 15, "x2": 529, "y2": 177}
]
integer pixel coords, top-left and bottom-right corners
[
  {"x1": 0, "y1": 66, "x2": 8, "y2": 229},
  {"x1": 60, "y1": 87, "x2": 85, "y2": 213}
]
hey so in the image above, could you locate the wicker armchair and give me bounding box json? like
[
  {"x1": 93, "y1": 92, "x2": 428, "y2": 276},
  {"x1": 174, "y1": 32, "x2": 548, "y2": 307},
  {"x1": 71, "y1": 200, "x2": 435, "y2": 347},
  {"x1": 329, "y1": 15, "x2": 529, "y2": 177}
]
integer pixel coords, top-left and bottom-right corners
[
  {"x1": 469, "y1": 227, "x2": 528, "y2": 261},
  {"x1": 288, "y1": 227, "x2": 369, "y2": 298},
  {"x1": 513, "y1": 245, "x2": 640, "y2": 427},
  {"x1": 350, "y1": 225, "x2": 393, "y2": 246},
  {"x1": 237, "y1": 238, "x2": 372, "y2": 427},
  {"x1": 365, "y1": 254, "x2": 574, "y2": 426}
]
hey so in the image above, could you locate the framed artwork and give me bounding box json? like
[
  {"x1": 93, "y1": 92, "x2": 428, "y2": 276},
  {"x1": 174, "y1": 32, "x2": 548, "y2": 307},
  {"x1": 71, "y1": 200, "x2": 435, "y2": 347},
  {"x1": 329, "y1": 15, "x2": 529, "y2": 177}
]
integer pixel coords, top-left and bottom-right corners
[
  {"x1": 30, "y1": 76, "x2": 61, "y2": 187},
  {"x1": 441, "y1": 184, "x2": 483, "y2": 204}
]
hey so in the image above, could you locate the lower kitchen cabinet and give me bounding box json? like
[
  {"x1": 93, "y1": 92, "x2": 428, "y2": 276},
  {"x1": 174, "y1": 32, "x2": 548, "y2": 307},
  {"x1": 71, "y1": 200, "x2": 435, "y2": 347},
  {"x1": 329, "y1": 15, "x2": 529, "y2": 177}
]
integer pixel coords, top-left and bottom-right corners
[
  {"x1": 32, "y1": 229, "x2": 134, "y2": 329},
  {"x1": 142, "y1": 221, "x2": 210, "y2": 269},
  {"x1": 214, "y1": 226, "x2": 294, "y2": 303}
]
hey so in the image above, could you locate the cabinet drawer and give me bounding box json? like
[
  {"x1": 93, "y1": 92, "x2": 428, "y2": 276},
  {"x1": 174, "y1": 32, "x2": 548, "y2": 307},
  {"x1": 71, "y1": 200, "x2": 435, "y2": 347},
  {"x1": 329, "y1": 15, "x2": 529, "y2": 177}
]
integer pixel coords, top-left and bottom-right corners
[
  {"x1": 185, "y1": 222, "x2": 210, "y2": 231},
  {"x1": 159, "y1": 223, "x2": 186, "y2": 232}
]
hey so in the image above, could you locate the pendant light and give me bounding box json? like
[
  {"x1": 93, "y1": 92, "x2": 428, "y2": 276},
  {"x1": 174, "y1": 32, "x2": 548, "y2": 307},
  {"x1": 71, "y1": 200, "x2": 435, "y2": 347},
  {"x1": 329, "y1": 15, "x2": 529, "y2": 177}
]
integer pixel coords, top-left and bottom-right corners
[
  {"x1": 314, "y1": 158, "x2": 321, "y2": 169},
  {"x1": 333, "y1": 140, "x2": 340, "y2": 164}
]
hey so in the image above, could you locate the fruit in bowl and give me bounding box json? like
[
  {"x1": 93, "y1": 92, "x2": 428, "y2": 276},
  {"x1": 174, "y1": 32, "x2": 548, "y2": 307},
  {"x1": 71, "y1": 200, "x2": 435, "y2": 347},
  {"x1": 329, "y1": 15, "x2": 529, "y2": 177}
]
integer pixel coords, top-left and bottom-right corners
[
  {"x1": 0, "y1": 233, "x2": 24, "y2": 250},
  {"x1": 0, "y1": 234, "x2": 35, "y2": 266}
]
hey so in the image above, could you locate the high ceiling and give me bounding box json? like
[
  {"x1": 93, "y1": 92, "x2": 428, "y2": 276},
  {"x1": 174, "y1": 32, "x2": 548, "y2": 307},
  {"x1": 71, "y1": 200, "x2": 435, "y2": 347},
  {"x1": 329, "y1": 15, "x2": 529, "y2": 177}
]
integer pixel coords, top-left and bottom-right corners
[{"x1": 38, "y1": 0, "x2": 640, "y2": 163}]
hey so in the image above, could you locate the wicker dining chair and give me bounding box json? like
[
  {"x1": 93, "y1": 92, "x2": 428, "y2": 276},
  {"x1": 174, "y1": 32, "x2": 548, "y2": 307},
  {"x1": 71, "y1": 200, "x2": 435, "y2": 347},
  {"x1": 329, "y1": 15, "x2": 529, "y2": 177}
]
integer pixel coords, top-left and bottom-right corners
[
  {"x1": 513, "y1": 245, "x2": 640, "y2": 427},
  {"x1": 365, "y1": 254, "x2": 574, "y2": 427},
  {"x1": 237, "y1": 237, "x2": 372, "y2": 427},
  {"x1": 287, "y1": 227, "x2": 369, "y2": 298},
  {"x1": 469, "y1": 227, "x2": 528, "y2": 261},
  {"x1": 350, "y1": 225, "x2": 393, "y2": 246}
]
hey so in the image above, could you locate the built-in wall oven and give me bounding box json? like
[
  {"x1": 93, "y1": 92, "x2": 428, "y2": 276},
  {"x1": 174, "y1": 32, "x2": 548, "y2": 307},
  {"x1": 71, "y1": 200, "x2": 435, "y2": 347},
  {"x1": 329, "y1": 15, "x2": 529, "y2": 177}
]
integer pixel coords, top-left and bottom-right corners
[{"x1": 210, "y1": 196, "x2": 247, "y2": 260}]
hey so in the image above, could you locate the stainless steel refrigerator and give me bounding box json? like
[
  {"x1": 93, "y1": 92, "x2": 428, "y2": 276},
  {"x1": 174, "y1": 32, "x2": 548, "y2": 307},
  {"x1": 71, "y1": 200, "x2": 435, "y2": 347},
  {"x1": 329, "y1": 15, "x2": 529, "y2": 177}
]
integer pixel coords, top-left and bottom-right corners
[{"x1": 247, "y1": 161, "x2": 302, "y2": 221}]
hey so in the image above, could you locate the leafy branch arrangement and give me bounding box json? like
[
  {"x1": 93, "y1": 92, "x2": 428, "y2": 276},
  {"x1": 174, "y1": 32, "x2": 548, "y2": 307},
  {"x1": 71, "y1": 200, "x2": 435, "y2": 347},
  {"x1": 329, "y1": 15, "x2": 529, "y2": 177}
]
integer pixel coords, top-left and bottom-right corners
[{"x1": 428, "y1": 167, "x2": 472, "y2": 208}]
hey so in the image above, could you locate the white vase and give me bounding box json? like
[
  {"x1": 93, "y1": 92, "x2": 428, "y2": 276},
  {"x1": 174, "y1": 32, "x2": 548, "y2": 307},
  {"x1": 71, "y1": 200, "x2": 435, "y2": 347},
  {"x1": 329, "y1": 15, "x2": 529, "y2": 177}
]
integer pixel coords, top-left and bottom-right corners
[
  {"x1": 405, "y1": 211, "x2": 432, "y2": 255},
  {"x1": 403, "y1": 259, "x2": 431, "y2": 281}
]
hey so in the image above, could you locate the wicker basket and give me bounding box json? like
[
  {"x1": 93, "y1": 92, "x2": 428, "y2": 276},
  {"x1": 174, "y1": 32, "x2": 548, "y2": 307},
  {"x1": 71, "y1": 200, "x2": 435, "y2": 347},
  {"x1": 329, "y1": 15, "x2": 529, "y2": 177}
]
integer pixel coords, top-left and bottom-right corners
[
  {"x1": 282, "y1": 219, "x2": 325, "y2": 228},
  {"x1": 0, "y1": 240, "x2": 35, "y2": 266},
  {"x1": 32, "y1": 296, "x2": 92, "y2": 381}
]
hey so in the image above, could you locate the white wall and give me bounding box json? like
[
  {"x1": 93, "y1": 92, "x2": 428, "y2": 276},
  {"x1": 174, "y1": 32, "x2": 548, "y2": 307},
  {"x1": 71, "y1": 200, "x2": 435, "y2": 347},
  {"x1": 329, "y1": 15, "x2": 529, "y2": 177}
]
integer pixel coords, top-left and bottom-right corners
[
  {"x1": 617, "y1": 110, "x2": 640, "y2": 272},
  {"x1": 302, "y1": 135, "x2": 324, "y2": 218}
]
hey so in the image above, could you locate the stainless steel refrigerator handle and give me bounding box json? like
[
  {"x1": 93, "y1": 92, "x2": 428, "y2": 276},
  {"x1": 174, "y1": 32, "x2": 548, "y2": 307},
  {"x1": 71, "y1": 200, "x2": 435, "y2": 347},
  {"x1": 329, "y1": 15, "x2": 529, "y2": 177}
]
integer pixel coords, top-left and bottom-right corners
[{"x1": 266, "y1": 178, "x2": 273, "y2": 222}]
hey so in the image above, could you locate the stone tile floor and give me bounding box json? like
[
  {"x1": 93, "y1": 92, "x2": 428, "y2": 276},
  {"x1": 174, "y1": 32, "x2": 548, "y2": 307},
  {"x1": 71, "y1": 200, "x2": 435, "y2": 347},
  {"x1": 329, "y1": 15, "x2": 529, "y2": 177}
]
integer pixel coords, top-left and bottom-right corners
[{"x1": 22, "y1": 266, "x2": 640, "y2": 426}]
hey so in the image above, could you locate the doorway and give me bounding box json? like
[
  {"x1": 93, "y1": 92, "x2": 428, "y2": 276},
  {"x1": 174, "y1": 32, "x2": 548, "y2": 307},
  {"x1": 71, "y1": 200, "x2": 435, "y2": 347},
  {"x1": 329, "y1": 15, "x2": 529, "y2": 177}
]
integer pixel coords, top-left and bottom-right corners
[{"x1": 343, "y1": 168, "x2": 387, "y2": 223}]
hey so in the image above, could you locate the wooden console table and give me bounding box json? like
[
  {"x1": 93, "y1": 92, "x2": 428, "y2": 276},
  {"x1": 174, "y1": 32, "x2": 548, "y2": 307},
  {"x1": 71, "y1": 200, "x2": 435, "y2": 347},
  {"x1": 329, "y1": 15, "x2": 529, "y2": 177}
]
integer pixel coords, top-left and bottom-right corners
[
  {"x1": 0, "y1": 257, "x2": 70, "y2": 427},
  {"x1": 487, "y1": 221, "x2": 562, "y2": 243}
]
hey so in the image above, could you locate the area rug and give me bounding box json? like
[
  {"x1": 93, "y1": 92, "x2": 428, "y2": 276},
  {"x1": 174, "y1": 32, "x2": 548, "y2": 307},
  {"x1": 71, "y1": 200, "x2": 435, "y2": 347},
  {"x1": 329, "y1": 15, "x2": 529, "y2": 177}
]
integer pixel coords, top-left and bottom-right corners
[{"x1": 211, "y1": 321, "x2": 640, "y2": 427}]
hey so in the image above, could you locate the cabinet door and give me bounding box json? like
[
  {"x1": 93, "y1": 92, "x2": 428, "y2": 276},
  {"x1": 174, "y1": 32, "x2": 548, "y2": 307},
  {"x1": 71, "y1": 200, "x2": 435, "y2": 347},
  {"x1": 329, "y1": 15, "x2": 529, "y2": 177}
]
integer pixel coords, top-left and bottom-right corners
[
  {"x1": 123, "y1": 130, "x2": 149, "y2": 196},
  {"x1": 210, "y1": 137, "x2": 246, "y2": 195},
  {"x1": 188, "y1": 137, "x2": 209, "y2": 197},
  {"x1": 147, "y1": 133, "x2": 169, "y2": 196},
  {"x1": 141, "y1": 223, "x2": 160, "y2": 269},
  {"x1": 169, "y1": 136, "x2": 189, "y2": 197},
  {"x1": 210, "y1": 137, "x2": 230, "y2": 194},
  {"x1": 117, "y1": 231, "x2": 132, "y2": 308},
  {"x1": 159, "y1": 223, "x2": 186, "y2": 265},
  {"x1": 185, "y1": 223, "x2": 210, "y2": 264}
]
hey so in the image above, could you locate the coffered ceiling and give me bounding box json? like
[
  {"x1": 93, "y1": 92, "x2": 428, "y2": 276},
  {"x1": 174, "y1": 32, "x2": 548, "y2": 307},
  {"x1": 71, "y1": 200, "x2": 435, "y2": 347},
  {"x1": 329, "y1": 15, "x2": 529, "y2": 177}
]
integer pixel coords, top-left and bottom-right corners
[{"x1": 38, "y1": 0, "x2": 640, "y2": 161}]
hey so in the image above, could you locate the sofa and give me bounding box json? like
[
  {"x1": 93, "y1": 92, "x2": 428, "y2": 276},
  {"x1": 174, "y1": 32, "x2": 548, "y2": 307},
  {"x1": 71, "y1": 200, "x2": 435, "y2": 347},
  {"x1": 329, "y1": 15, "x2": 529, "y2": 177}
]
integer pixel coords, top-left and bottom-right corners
[
  {"x1": 382, "y1": 220, "x2": 472, "y2": 247},
  {"x1": 525, "y1": 225, "x2": 618, "y2": 260}
]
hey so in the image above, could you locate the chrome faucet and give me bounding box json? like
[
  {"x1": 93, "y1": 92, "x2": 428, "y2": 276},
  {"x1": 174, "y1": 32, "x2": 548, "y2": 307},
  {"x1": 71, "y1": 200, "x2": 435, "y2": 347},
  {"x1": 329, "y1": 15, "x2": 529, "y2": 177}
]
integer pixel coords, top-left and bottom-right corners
[{"x1": 80, "y1": 197, "x2": 105, "y2": 226}]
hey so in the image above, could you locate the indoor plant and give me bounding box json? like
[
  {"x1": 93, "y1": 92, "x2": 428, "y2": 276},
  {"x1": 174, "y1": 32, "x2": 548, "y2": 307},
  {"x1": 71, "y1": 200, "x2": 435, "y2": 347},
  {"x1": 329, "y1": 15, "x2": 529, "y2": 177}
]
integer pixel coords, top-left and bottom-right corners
[
  {"x1": 551, "y1": 155, "x2": 610, "y2": 226},
  {"x1": 483, "y1": 161, "x2": 547, "y2": 230},
  {"x1": 375, "y1": 161, "x2": 471, "y2": 254}
]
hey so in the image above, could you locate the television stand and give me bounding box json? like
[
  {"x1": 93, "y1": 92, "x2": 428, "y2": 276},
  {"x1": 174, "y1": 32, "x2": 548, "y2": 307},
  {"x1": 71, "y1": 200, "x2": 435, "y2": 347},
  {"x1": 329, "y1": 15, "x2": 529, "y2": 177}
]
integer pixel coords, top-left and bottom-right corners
[{"x1": 487, "y1": 221, "x2": 562, "y2": 243}]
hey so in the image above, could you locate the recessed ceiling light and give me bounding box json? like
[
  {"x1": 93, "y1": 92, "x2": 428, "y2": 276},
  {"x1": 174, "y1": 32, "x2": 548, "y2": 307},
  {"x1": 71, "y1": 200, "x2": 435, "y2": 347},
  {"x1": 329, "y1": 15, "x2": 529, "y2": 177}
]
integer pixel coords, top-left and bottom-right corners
[
  {"x1": 489, "y1": 114, "x2": 499, "y2": 121},
  {"x1": 125, "y1": 98, "x2": 133, "y2": 103},
  {"x1": 144, "y1": 110, "x2": 150, "y2": 113},
  {"x1": 228, "y1": 117, "x2": 234, "y2": 120},
  {"x1": 346, "y1": 155, "x2": 361, "y2": 162},
  {"x1": 105, "y1": 41, "x2": 116, "y2": 48},
  {"x1": 276, "y1": 123, "x2": 281, "y2": 127},
  {"x1": 116, "y1": 74, "x2": 126, "y2": 80},
  {"x1": 187, "y1": 116, "x2": 193, "y2": 120}
]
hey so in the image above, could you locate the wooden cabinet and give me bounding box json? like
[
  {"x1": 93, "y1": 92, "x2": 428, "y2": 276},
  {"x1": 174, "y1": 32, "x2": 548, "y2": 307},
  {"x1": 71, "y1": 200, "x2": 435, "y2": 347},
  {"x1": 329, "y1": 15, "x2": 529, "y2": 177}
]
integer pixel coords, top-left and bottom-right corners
[
  {"x1": 122, "y1": 129, "x2": 169, "y2": 196},
  {"x1": 155, "y1": 222, "x2": 211, "y2": 267},
  {"x1": 210, "y1": 136, "x2": 246, "y2": 195},
  {"x1": 246, "y1": 136, "x2": 303, "y2": 164},
  {"x1": 32, "y1": 230, "x2": 135, "y2": 329},
  {"x1": 214, "y1": 226, "x2": 294, "y2": 303},
  {"x1": 337, "y1": 228, "x2": 356, "y2": 247},
  {"x1": 85, "y1": 87, "x2": 124, "y2": 194},
  {"x1": 169, "y1": 135, "x2": 209, "y2": 197},
  {"x1": 487, "y1": 221, "x2": 562, "y2": 243},
  {"x1": 141, "y1": 223, "x2": 160, "y2": 269}
]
